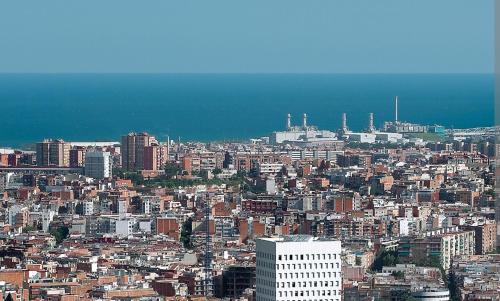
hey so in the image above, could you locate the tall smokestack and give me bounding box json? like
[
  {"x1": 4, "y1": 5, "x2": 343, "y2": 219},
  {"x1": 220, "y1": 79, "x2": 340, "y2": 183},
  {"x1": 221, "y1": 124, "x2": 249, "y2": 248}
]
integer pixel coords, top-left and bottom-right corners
[
  {"x1": 302, "y1": 113, "x2": 307, "y2": 129},
  {"x1": 286, "y1": 113, "x2": 291, "y2": 130},
  {"x1": 395, "y1": 96, "x2": 398, "y2": 122},
  {"x1": 342, "y1": 113, "x2": 347, "y2": 130},
  {"x1": 368, "y1": 112, "x2": 375, "y2": 132}
]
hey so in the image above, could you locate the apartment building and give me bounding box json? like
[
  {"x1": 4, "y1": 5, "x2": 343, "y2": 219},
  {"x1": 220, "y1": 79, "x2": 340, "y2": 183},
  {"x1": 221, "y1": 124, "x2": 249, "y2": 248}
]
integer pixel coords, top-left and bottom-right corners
[{"x1": 256, "y1": 235, "x2": 342, "y2": 301}]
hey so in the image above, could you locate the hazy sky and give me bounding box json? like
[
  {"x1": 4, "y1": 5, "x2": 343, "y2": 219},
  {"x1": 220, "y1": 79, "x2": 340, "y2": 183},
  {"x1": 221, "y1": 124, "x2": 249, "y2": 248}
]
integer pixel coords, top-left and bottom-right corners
[{"x1": 0, "y1": 0, "x2": 494, "y2": 73}]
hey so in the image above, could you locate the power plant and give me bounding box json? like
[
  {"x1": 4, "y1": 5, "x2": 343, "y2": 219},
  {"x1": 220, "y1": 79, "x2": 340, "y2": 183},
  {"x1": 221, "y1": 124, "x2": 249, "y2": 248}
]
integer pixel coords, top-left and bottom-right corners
[{"x1": 271, "y1": 96, "x2": 444, "y2": 145}]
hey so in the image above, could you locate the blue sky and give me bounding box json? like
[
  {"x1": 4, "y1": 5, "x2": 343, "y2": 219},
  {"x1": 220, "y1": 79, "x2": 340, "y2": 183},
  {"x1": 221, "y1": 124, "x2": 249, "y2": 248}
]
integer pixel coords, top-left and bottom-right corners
[{"x1": 0, "y1": 0, "x2": 494, "y2": 73}]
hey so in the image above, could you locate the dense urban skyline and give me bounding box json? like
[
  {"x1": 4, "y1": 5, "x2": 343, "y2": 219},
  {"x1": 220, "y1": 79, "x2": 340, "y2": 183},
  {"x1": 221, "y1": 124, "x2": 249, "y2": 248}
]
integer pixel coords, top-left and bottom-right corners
[{"x1": 0, "y1": 1, "x2": 496, "y2": 301}]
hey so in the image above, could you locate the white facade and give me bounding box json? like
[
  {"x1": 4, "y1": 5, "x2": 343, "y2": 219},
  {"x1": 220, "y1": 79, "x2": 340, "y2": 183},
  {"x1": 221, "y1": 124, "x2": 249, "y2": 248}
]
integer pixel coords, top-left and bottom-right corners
[
  {"x1": 84, "y1": 151, "x2": 112, "y2": 179},
  {"x1": 375, "y1": 132, "x2": 403, "y2": 143},
  {"x1": 347, "y1": 133, "x2": 376, "y2": 143},
  {"x1": 256, "y1": 235, "x2": 342, "y2": 301},
  {"x1": 115, "y1": 218, "x2": 136, "y2": 237},
  {"x1": 412, "y1": 289, "x2": 450, "y2": 301},
  {"x1": 41, "y1": 210, "x2": 55, "y2": 232},
  {"x1": 82, "y1": 200, "x2": 94, "y2": 216},
  {"x1": 266, "y1": 177, "x2": 277, "y2": 194},
  {"x1": 259, "y1": 163, "x2": 284, "y2": 175}
]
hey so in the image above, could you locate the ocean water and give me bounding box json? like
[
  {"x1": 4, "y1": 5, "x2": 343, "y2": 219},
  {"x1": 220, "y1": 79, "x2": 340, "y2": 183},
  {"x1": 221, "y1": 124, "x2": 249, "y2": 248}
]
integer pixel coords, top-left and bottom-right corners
[{"x1": 0, "y1": 73, "x2": 494, "y2": 147}]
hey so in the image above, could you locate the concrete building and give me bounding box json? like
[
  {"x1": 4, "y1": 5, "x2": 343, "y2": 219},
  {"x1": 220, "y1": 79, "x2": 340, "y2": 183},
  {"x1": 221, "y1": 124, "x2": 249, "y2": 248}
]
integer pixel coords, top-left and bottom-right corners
[
  {"x1": 69, "y1": 147, "x2": 86, "y2": 168},
  {"x1": 114, "y1": 218, "x2": 136, "y2": 237},
  {"x1": 496, "y1": 142, "x2": 500, "y2": 250},
  {"x1": 143, "y1": 144, "x2": 168, "y2": 171},
  {"x1": 83, "y1": 200, "x2": 95, "y2": 216},
  {"x1": 461, "y1": 221, "x2": 497, "y2": 255},
  {"x1": 36, "y1": 139, "x2": 70, "y2": 167},
  {"x1": 121, "y1": 132, "x2": 157, "y2": 171},
  {"x1": 347, "y1": 133, "x2": 376, "y2": 143},
  {"x1": 256, "y1": 235, "x2": 342, "y2": 301},
  {"x1": 222, "y1": 266, "x2": 256, "y2": 299},
  {"x1": 398, "y1": 228, "x2": 475, "y2": 270},
  {"x1": 84, "y1": 151, "x2": 112, "y2": 179}
]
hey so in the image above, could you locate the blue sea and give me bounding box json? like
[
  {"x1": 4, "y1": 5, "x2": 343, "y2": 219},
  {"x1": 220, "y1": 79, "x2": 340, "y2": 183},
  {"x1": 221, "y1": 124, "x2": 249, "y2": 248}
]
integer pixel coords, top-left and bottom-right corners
[{"x1": 0, "y1": 73, "x2": 494, "y2": 147}]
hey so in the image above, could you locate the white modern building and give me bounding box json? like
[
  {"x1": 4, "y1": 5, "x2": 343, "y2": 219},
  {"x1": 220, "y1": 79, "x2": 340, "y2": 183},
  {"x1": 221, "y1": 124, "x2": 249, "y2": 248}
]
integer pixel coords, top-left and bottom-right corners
[
  {"x1": 114, "y1": 218, "x2": 136, "y2": 237},
  {"x1": 256, "y1": 235, "x2": 342, "y2": 301},
  {"x1": 84, "y1": 151, "x2": 112, "y2": 179}
]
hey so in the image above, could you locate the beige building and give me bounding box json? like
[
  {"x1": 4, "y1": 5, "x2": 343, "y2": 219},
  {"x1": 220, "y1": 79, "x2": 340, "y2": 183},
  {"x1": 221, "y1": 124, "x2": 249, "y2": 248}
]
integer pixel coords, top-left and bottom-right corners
[
  {"x1": 36, "y1": 139, "x2": 70, "y2": 167},
  {"x1": 399, "y1": 228, "x2": 475, "y2": 270}
]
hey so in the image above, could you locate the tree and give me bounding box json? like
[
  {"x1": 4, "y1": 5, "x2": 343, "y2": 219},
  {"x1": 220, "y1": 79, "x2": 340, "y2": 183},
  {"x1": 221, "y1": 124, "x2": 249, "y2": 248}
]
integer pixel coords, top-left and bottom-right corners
[
  {"x1": 371, "y1": 249, "x2": 399, "y2": 271},
  {"x1": 165, "y1": 162, "x2": 181, "y2": 179},
  {"x1": 22, "y1": 225, "x2": 35, "y2": 233},
  {"x1": 124, "y1": 172, "x2": 144, "y2": 185},
  {"x1": 58, "y1": 206, "x2": 68, "y2": 214},
  {"x1": 391, "y1": 271, "x2": 405, "y2": 279},
  {"x1": 50, "y1": 225, "x2": 69, "y2": 244},
  {"x1": 248, "y1": 168, "x2": 259, "y2": 178},
  {"x1": 448, "y1": 262, "x2": 460, "y2": 301},
  {"x1": 180, "y1": 218, "x2": 193, "y2": 249}
]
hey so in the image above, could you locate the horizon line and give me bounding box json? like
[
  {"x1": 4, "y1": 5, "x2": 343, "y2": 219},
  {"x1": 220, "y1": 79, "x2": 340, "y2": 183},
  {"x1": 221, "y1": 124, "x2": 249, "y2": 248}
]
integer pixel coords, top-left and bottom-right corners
[{"x1": 0, "y1": 71, "x2": 494, "y2": 75}]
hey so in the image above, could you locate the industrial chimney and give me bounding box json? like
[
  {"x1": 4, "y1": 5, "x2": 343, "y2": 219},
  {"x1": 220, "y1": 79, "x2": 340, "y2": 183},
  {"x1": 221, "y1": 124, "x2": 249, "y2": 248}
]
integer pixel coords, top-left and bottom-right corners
[
  {"x1": 302, "y1": 113, "x2": 308, "y2": 129},
  {"x1": 340, "y1": 112, "x2": 349, "y2": 135},
  {"x1": 286, "y1": 113, "x2": 291, "y2": 130},
  {"x1": 395, "y1": 96, "x2": 399, "y2": 123},
  {"x1": 368, "y1": 112, "x2": 375, "y2": 133}
]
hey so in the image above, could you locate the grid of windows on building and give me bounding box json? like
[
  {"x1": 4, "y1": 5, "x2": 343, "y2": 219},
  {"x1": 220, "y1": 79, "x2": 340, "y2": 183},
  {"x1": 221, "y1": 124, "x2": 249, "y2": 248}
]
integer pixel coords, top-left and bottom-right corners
[{"x1": 256, "y1": 235, "x2": 342, "y2": 301}]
